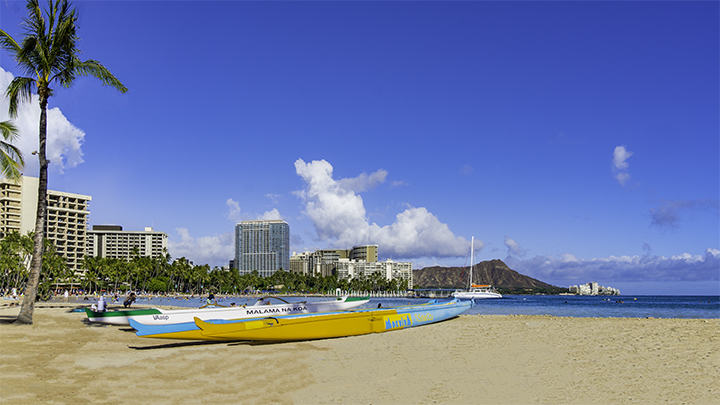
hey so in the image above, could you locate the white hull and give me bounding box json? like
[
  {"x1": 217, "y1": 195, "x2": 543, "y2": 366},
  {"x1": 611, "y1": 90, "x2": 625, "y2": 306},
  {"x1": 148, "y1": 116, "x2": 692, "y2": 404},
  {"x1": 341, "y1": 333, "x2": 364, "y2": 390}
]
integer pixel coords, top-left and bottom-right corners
[
  {"x1": 454, "y1": 236, "x2": 502, "y2": 300},
  {"x1": 452, "y1": 290, "x2": 502, "y2": 299},
  {"x1": 128, "y1": 296, "x2": 369, "y2": 326}
]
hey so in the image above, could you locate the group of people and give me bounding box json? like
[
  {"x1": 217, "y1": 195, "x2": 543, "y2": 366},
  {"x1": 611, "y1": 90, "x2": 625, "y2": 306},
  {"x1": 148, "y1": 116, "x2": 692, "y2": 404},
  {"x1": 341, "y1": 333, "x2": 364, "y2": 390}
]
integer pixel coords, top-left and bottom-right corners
[
  {"x1": 90, "y1": 292, "x2": 136, "y2": 312},
  {"x1": 91, "y1": 292, "x2": 234, "y2": 312}
]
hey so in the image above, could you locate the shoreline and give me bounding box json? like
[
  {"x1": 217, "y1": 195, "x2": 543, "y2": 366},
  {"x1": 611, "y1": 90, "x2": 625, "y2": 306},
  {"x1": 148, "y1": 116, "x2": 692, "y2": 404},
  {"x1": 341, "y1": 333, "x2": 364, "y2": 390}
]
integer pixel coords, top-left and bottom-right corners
[
  {"x1": 4, "y1": 294, "x2": 717, "y2": 320},
  {"x1": 1, "y1": 304, "x2": 718, "y2": 404}
]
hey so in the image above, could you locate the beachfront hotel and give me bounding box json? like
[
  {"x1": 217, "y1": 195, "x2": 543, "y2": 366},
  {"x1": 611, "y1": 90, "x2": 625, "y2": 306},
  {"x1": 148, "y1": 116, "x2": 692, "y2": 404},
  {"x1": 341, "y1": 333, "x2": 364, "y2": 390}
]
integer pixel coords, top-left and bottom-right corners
[
  {"x1": 336, "y1": 258, "x2": 413, "y2": 285},
  {"x1": 0, "y1": 175, "x2": 91, "y2": 273},
  {"x1": 86, "y1": 225, "x2": 168, "y2": 260},
  {"x1": 235, "y1": 219, "x2": 290, "y2": 277},
  {"x1": 290, "y1": 245, "x2": 412, "y2": 285},
  {"x1": 290, "y1": 245, "x2": 379, "y2": 277},
  {"x1": 569, "y1": 282, "x2": 621, "y2": 295},
  {"x1": 1, "y1": 176, "x2": 169, "y2": 274}
]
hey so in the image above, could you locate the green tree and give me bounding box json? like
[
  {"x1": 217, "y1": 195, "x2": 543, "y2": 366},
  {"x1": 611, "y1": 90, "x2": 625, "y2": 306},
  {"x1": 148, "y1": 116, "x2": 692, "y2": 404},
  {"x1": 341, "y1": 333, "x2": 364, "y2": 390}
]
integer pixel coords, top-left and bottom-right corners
[
  {"x1": 0, "y1": 121, "x2": 24, "y2": 179},
  {"x1": 80, "y1": 255, "x2": 102, "y2": 293},
  {"x1": 1, "y1": 0, "x2": 127, "y2": 323},
  {"x1": 37, "y1": 239, "x2": 68, "y2": 300},
  {"x1": 0, "y1": 231, "x2": 33, "y2": 291}
]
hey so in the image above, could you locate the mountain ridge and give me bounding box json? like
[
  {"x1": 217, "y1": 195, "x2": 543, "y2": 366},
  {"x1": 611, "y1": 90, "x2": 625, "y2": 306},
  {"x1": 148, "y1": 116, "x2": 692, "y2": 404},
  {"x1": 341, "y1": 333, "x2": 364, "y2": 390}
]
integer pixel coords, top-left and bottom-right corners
[{"x1": 412, "y1": 259, "x2": 559, "y2": 289}]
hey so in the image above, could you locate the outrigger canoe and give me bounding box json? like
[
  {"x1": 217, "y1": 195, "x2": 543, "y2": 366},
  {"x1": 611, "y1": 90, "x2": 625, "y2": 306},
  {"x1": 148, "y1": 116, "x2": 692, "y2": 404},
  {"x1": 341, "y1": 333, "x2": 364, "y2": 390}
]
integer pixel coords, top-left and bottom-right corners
[
  {"x1": 87, "y1": 295, "x2": 369, "y2": 326},
  {"x1": 129, "y1": 299, "x2": 472, "y2": 342},
  {"x1": 85, "y1": 307, "x2": 162, "y2": 325}
]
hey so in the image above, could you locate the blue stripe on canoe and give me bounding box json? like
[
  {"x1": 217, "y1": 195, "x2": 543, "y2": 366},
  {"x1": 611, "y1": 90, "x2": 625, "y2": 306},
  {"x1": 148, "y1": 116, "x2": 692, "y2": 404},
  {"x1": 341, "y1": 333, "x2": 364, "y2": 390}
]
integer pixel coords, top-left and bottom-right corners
[{"x1": 129, "y1": 318, "x2": 200, "y2": 336}]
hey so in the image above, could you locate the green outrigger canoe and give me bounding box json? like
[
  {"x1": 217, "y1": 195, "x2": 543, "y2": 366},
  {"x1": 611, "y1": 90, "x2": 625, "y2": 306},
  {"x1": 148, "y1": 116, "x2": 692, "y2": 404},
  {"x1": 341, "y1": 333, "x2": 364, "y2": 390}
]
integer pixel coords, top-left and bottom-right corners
[{"x1": 84, "y1": 307, "x2": 162, "y2": 325}]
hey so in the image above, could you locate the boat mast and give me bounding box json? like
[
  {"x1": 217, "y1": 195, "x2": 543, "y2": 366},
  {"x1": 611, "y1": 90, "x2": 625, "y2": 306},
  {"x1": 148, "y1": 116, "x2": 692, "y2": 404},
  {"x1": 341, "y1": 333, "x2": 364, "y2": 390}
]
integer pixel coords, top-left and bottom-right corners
[{"x1": 470, "y1": 236, "x2": 474, "y2": 288}]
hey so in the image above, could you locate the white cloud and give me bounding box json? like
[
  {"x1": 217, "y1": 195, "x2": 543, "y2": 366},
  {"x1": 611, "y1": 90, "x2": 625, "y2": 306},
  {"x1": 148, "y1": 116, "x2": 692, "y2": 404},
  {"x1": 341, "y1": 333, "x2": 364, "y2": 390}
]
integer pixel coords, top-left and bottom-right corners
[
  {"x1": 504, "y1": 236, "x2": 527, "y2": 258},
  {"x1": 226, "y1": 198, "x2": 242, "y2": 223},
  {"x1": 612, "y1": 146, "x2": 633, "y2": 170},
  {"x1": 226, "y1": 198, "x2": 284, "y2": 222},
  {"x1": 0, "y1": 67, "x2": 85, "y2": 175},
  {"x1": 337, "y1": 168, "x2": 387, "y2": 193},
  {"x1": 258, "y1": 208, "x2": 282, "y2": 220},
  {"x1": 294, "y1": 158, "x2": 471, "y2": 259},
  {"x1": 614, "y1": 172, "x2": 630, "y2": 186},
  {"x1": 167, "y1": 227, "x2": 234, "y2": 267},
  {"x1": 612, "y1": 145, "x2": 633, "y2": 185},
  {"x1": 559, "y1": 253, "x2": 580, "y2": 263},
  {"x1": 505, "y1": 248, "x2": 720, "y2": 286}
]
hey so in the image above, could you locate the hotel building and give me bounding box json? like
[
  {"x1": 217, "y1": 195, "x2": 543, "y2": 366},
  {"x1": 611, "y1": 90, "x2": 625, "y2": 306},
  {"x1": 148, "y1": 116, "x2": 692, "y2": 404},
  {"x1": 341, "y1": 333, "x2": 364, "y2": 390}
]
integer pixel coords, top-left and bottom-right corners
[
  {"x1": 290, "y1": 245, "x2": 411, "y2": 284},
  {"x1": 86, "y1": 225, "x2": 168, "y2": 260},
  {"x1": 569, "y1": 282, "x2": 620, "y2": 295},
  {"x1": 290, "y1": 245, "x2": 379, "y2": 277},
  {"x1": 235, "y1": 219, "x2": 290, "y2": 277},
  {"x1": 335, "y1": 258, "x2": 413, "y2": 286},
  {"x1": 0, "y1": 176, "x2": 91, "y2": 273}
]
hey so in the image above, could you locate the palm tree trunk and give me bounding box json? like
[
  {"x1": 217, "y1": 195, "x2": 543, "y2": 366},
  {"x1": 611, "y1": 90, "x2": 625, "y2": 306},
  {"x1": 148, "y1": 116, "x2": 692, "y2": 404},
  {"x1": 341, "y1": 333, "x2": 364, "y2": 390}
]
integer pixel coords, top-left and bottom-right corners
[{"x1": 16, "y1": 96, "x2": 49, "y2": 324}]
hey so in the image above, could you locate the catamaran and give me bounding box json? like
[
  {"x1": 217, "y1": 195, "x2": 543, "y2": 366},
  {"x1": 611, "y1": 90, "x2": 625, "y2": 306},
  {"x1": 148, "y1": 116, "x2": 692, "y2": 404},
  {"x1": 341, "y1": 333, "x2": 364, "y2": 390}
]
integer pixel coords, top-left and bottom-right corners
[{"x1": 452, "y1": 236, "x2": 502, "y2": 300}]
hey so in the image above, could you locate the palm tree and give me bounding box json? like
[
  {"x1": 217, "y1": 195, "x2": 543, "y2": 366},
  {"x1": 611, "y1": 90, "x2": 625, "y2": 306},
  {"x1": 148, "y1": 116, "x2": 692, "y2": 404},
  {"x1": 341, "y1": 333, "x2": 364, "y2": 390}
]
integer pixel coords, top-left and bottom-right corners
[
  {"x1": 0, "y1": 121, "x2": 25, "y2": 180},
  {"x1": 0, "y1": 0, "x2": 127, "y2": 323}
]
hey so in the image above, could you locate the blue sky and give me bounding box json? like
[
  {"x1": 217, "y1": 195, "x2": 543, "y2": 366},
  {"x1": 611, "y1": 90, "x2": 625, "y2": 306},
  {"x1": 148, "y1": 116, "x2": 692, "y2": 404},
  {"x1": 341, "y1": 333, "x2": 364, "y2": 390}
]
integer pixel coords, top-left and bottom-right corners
[{"x1": 1, "y1": 1, "x2": 718, "y2": 295}]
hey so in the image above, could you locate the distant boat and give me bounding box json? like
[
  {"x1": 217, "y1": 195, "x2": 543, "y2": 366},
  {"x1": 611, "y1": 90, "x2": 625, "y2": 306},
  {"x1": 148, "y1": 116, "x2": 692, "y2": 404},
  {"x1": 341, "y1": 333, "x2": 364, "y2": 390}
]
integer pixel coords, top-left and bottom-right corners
[
  {"x1": 129, "y1": 299, "x2": 473, "y2": 342},
  {"x1": 86, "y1": 295, "x2": 369, "y2": 326},
  {"x1": 452, "y1": 236, "x2": 502, "y2": 300}
]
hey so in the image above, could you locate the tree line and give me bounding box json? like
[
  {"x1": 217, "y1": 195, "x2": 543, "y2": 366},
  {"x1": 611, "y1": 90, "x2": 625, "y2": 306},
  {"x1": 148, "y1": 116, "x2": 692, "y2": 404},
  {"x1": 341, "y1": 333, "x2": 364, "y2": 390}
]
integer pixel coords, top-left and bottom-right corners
[{"x1": 1, "y1": 231, "x2": 411, "y2": 300}]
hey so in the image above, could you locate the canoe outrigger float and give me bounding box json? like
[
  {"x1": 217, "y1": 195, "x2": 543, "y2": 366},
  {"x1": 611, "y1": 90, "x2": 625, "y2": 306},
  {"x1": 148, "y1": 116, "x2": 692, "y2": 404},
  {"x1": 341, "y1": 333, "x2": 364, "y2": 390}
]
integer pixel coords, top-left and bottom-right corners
[
  {"x1": 86, "y1": 295, "x2": 369, "y2": 326},
  {"x1": 129, "y1": 299, "x2": 472, "y2": 342}
]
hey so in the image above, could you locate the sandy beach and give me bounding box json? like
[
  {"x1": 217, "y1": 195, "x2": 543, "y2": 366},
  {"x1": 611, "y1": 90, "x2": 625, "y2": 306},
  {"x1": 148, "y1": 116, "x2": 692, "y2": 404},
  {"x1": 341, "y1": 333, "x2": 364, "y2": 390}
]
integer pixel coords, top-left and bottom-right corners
[{"x1": 0, "y1": 303, "x2": 717, "y2": 405}]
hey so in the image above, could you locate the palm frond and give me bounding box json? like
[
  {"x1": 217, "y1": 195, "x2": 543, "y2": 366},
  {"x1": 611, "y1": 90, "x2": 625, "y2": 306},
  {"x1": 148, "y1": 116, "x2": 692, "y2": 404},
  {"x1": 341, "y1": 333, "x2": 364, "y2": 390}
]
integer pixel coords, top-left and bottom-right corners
[
  {"x1": 5, "y1": 0, "x2": 126, "y2": 113},
  {"x1": 0, "y1": 29, "x2": 22, "y2": 56},
  {"x1": 0, "y1": 121, "x2": 20, "y2": 142},
  {"x1": 0, "y1": 121, "x2": 25, "y2": 180},
  {"x1": 5, "y1": 77, "x2": 36, "y2": 118},
  {"x1": 73, "y1": 59, "x2": 128, "y2": 93}
]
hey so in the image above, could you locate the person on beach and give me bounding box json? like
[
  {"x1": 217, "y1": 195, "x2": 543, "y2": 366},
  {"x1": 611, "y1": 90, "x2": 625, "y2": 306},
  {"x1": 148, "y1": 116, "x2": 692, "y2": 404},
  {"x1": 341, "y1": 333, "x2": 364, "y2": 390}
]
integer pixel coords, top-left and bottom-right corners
[
  {"x1": 96, "y1": 296, "x2": 107, "y2": 312},
  {"x1": 124, "y1": 293, "x2": 136, "y2": 308}
]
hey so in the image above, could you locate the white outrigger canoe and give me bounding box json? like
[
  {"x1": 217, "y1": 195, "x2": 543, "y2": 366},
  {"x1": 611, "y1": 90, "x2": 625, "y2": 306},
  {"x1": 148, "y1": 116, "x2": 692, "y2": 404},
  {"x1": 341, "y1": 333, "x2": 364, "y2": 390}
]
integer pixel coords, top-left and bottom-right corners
[{"x1": 86, "y1": 296, "x2": 369, "y2": 326}]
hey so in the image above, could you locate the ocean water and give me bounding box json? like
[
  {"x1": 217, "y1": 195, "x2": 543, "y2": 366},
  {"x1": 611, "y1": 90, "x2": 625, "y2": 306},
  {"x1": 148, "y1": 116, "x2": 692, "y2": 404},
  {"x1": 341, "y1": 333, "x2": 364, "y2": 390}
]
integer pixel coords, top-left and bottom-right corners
[{"x1": 120, "y1": 294, "x2": 719, "y2": 319}]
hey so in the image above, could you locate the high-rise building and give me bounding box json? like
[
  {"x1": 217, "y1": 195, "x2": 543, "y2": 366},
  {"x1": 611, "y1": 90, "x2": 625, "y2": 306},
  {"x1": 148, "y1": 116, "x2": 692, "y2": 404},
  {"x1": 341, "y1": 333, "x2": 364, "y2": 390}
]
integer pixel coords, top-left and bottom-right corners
[
  {"x1": 235, "y1": 219, "x2": 289, "y2": 277},
  {"x1": 86, "y1": 225, "x2": 167, "y2": 260},
  {"x1": 0, "y1": 176, "x2": 91, "y2": 272}
]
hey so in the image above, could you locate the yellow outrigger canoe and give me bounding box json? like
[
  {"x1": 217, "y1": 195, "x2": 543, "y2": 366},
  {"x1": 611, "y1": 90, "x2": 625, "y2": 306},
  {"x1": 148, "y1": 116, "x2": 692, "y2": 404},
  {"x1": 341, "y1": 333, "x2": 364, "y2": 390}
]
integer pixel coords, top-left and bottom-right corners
[{"x1": 130, "y1": 299, "x2": 472, "y2": 342}]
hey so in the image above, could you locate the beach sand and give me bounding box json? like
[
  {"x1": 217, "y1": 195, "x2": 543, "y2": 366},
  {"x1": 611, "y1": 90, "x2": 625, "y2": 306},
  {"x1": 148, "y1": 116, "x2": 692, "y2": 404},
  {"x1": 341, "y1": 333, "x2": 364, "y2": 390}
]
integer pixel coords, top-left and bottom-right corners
[{"x1": 0, "y1": 303, "x2": 717, "y2": 405}]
